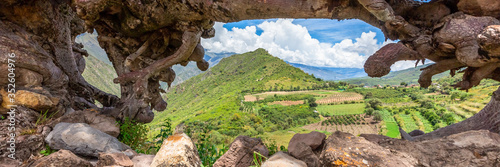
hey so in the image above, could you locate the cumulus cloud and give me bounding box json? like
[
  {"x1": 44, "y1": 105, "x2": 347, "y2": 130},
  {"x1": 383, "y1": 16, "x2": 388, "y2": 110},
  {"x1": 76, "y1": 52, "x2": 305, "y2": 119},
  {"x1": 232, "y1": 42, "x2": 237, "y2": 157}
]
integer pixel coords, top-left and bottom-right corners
[{"x1": 201, "y1": 19, "x2": 415, "y2": 70}]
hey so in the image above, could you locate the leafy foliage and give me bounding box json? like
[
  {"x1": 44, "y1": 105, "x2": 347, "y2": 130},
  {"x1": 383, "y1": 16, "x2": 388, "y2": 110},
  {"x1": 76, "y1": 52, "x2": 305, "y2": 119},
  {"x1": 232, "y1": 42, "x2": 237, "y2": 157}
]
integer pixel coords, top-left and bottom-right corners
[
  {"x1": 151, "y1": 118, "x2": 173, "y2": 153},
  {"x1": 40, "y1": 145, "x2": 56, "y2": 156},
  {"x1": 116, "y1": 117, "x2": 174, "y2": 155}
]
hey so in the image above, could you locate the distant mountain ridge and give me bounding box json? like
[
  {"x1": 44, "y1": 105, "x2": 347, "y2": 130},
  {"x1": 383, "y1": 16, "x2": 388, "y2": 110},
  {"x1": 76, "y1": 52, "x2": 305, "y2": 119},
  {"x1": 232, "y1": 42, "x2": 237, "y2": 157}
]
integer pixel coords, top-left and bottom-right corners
[{"x1": 288, "y1": 63, "x2": 367, "y2": 81}]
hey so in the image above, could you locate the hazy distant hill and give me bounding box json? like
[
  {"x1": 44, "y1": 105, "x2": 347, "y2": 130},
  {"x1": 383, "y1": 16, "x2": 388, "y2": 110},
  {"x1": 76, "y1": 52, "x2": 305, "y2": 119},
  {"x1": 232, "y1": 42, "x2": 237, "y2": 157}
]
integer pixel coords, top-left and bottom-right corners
[
  {"x1": 75, "y1": 32, "x2": 111, "y2": 65},
  {"x1": 170, "y1": 52, "x2": 235, "y2": 86},
  {"x1": 345, "y1": 64, "x2": 451, "y2": 86},
  {"x1": 151, "y1": 48, "x2": 323, "y2": 127},
  {"x1": 81, "y1": 55, "x2": 120, "y2": 96},
  {"x1": 289, "y1": 63, "x2": 367, "y2": 81}
]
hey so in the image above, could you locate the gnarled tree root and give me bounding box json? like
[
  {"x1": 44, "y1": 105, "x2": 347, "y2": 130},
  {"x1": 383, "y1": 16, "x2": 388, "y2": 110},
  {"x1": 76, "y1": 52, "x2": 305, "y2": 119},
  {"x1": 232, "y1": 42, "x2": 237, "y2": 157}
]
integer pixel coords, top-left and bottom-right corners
[
  {"x1": 364, "y1": 43, "x2": 423, "y2": 77},
  {"x1": 418, "y1": 59, "x2": 465, "y2": 88}
]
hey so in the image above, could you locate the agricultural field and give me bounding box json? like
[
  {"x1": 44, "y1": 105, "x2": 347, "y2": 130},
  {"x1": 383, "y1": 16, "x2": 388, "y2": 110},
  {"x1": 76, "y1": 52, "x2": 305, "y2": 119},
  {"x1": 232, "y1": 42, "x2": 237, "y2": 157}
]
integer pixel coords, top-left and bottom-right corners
[
  {"x1": 243, "y1": 90, "x2": 361, "y2": 104},
  {"x1": 317, "y1": 103, "x2": 365, "y2": 116},
  {"x1": 302, "y1": 114, "x2": 379, "y2": 136},
  {"x1": 379, "y1": 110, "x2": 400, "y2": 138}
]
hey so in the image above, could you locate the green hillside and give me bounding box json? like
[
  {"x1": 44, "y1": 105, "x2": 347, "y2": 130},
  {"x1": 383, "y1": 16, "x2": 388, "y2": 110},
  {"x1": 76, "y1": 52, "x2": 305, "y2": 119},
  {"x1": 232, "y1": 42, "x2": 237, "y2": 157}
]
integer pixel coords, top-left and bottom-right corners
[
  {"x1": 76, "y1": 32, "x2": 111, "y2": 64},
  {"x1": 82, "y1": 55, "x2": 120, "y2": 96},
  {"x1": 150, "y1": 48, "x2": 324, "y2": 138},
  {"x1": 345, "y1": 64, "x2": 450, "y2": 86}
]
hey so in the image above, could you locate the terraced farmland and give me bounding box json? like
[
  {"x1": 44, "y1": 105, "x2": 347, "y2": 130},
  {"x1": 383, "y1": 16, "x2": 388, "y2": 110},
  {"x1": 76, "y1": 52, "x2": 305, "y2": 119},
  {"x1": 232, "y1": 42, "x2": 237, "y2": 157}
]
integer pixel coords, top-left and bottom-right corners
[{"x1": 316, "y1": 92, "x2": 363, "y2": 104}]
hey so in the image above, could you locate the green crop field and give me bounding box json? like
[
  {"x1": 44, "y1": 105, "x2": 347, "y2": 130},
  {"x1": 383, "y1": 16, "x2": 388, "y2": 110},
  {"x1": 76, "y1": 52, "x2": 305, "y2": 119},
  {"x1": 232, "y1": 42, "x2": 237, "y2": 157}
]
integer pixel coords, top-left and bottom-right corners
[
  {"x1": 415, "y1": 113, "x2": 434, "y2": 133},
  {"x1": 385, "y1": 122, "x2": 400, "y2": 138},
  {"x1": 317, "y1": 103, "x2": 365, "y2": 116},
  {"x1": 400, "y1": 114, "x2": 418, "y2": 132},
  {"x1": 379, "y1": 110, "x2": 400, "y2": 138}
]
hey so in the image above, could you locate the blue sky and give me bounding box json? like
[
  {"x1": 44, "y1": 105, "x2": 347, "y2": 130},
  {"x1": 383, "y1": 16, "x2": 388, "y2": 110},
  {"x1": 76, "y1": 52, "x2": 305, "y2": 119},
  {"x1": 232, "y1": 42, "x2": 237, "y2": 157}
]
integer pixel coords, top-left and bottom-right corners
[
  {"x1": 223, "y1": 19, "x2": 386, "y2": 44},
  {"x1": 201, "y1": 19, "x2": 416, "y2": 70}
]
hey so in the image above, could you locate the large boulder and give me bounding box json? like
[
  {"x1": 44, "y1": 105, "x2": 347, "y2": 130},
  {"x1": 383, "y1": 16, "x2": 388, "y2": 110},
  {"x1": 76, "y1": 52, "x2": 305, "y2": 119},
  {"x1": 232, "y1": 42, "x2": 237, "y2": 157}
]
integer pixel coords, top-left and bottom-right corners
[
  {"x1": 47, "y1": 109, "x2": 120, "y2": 137},
  {"x1": 150, "y1": 133, "x2": 201, "y2": 167},
  {"x1": 262, "y1": 152, "x2": 307, "y2": 167},
  {"x1": 45, "y1": 123, "x2": 130, "y2": 157},
  {"x1": 288, "y1": 131, "x2": 325, "y2": 167},
  {"x1": 289, "y1": 142, "x2": 320, "y2": 167},
  {"x1": 28, "y1": 150, "x2": 92, "y2": 167},
  {"x1": 213, "y1": 136, "x2": 269, "y2": 167},
  {"x1": 319, "y1": 131, "x2": 418, "y2": 166},
  {"x1": 366, "y1": 130, "x2": 500, "y2": 166},
  {"x1": 96, "y1": 152, "x2": 134, "y2": 167},
  {"x1": 288, "y1": 131, "x2": 326, "y2": 152},
  {"x1": 131, "y1": 154, "x2": 155, "y2": 167}
]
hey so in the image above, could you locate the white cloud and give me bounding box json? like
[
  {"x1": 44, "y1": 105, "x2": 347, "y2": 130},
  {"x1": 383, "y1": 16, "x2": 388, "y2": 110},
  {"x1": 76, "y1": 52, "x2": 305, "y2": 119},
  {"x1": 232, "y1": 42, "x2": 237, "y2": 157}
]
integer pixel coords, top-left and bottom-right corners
[{"x1": 201, "y1": 19, "x2": 415, "y2": 70}]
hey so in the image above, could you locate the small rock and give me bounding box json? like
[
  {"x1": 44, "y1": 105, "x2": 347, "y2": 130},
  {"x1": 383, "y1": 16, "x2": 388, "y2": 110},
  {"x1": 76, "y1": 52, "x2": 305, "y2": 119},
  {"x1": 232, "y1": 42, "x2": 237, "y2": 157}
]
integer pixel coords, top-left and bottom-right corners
[
  {"x1": 45, "y1": 123, "x2": 130, "y2": 157},
  {"x1": 262, "y1": 152, "x2": 307, "y2": 167},
  {"x1": 96, "y1": 152, "x2": 134, "y2": 167},
  {"x1": 409, "y1": 129, "x2": 425, "y2": 137},
  {"x1": 29, "y1": 150, "x2": 92, "y2": 167},
  {"x1": 122, "y1": 149, "x2": 137, "y2": 159},
  {"x1": 213, "y1": 136, "x2": 269, "y2": 167},
  {"x1": 131, "y1": 154, "x2": 155, "y2": 167},
  {"x1": 150, "y1": 133, "x2": 201, "y2": 167}
]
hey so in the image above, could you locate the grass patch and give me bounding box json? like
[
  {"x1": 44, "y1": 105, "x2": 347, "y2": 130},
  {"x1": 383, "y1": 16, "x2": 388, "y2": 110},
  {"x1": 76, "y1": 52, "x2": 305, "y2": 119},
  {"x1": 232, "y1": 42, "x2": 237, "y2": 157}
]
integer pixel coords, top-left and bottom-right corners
[
  {"x1": 379, "y1": 110, "x2": 400, "y2": 138},
  {"x1": 258, "y1": 127, "x2": 311, "y2": 148}
]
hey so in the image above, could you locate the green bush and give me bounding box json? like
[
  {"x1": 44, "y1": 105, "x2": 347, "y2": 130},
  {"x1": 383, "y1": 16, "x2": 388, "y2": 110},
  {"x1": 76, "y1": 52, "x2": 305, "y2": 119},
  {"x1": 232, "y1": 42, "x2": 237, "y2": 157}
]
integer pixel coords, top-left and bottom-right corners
[
  {"x1": 209, "y1": 131, "x2": 225, "y2": 144},
  {"x1": 365, "y1": 108, "x2": 375, "y2": 115},
  {"x1": 152, "y1": 118, "x2": 173, "y2": 153},
  {"x1": 373, "y1": 111, "x2": 382, "y2": 122},
  {"x1": 366, "y1": 98, "x2": 382, "y2": 110},
  {"x1": 117, "y1": 117, "x2": 152, "y2": 154}
]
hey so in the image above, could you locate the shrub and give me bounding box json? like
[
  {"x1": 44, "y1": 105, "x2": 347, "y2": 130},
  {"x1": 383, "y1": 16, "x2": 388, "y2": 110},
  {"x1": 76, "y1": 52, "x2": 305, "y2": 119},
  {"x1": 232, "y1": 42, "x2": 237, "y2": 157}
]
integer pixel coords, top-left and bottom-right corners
[
  {"x1": 365, "y1": 108, "x2": 375, "y2": 115},
  {"x1": 367, "y1": 98, "x2": 382, "y2": 110},
  {"x1": 372, "y1": 111, "x2": 382, "y2": 122},
  {"x1": 231, "y1": 113, "x2": 241, "y2": 121},
  {"x1": 209, "y1": 131, "x2": 225, "y2": 144},
  {"x1": 117, "y1": 117, "x2": 151, "y2": 154},
  {"x1": 152, "y1": 118, "x2": 173, "y2": 153}
]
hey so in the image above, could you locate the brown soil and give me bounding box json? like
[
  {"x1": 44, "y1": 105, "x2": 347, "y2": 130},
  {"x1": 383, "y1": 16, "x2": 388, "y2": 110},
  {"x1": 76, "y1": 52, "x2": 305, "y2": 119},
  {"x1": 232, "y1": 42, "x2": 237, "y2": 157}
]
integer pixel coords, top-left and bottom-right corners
[
  {"x1": 316, "y1": 92, "x2": 363, "y2": 104},
  {"x1": 268, "y1": 100, "x2": 304, "y2": 106}
]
